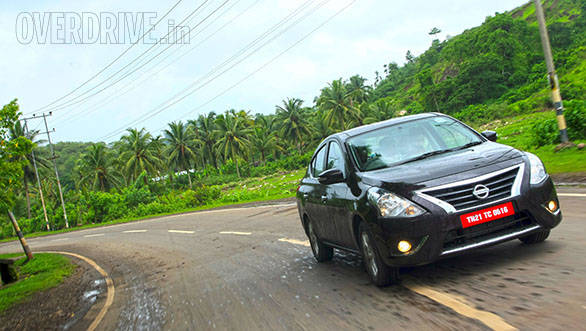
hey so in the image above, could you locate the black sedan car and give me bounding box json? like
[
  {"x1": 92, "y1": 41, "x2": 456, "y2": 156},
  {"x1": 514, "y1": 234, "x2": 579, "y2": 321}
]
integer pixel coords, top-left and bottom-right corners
[{"x1": 296, "y1": 113, "x2": 562, "y2": 286}]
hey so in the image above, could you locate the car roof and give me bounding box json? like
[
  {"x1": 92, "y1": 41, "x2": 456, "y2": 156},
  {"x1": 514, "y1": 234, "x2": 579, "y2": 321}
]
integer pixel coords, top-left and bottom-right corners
[{"x1": 327, "y1": 112, "x2": 440, "y2": 143}]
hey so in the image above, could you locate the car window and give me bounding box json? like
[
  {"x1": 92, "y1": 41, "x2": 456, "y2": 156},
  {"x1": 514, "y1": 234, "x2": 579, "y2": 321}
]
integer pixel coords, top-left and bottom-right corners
[
  {"x1": 347, "y1": 116, "x2": 483, "y2": 172},
  {"x1": 311, "y1": 145, "x2": 327, "y2": 177},
  {"x1": 430, "y1": 116, "x2": 480, "y2": 149},
  {"x1": 326, "y1": 141, "x2": 344, "y2": 171}
]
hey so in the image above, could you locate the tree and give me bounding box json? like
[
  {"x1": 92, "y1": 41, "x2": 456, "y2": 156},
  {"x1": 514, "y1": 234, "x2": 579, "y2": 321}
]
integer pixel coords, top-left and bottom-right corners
[
  {"x1": 1, "y1": 99, "x2": 33, "y2": 213},
  {"x1": 118, "y1": 128, "x2": 162, "y2": 183},
  {"x1": 77, "y1": 143, "x2": 122, "y2": 191},
  {"x1": 405, "y1": 50, "x2": 415, "y2": 63},
  {"x1": 250, "y1": 126, "x2": 278, "y2": 164},
  {"x1": 164, "y1": 121, "x2": 198, "y2": 188},
  {"x1": 9, "y1": 121, "x2": 47, "y2": 218},
  {"x1": 275, "y1": 98, "x2": 313, "y2": 153},
  {"x1": 316, "y1": 80, "x2": 358, "y2": 130},
  {"x1": 429, "y1": 27, "x2": 442, "y2": 36},
  {"x1": 188, "y1": 112, "x2": 217, "y2": 169},
  {"x1": 214, "y1": 112, "x2": 251, "y2": 177},
  {"x1": 345, "y1": 75, "x2": 370, "y2": 105}
]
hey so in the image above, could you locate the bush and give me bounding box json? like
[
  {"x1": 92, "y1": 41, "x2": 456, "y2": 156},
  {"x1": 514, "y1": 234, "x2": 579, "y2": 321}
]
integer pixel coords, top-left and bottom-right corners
[{"x1": 531, "y1": 99, "x2": 586, "y2": 146}]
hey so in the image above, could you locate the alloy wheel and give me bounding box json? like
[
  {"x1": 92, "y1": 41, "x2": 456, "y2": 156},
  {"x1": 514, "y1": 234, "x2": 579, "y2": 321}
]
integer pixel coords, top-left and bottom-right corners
[{"x1": 361, "y1": 232, "x2": 378, "y2": 277}]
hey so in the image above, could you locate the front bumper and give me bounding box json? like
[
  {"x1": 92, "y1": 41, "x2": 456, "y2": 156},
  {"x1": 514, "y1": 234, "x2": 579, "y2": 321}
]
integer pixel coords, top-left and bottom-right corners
[{"x1": 370, "y1": 176, "x2": 562, "y2": 267}]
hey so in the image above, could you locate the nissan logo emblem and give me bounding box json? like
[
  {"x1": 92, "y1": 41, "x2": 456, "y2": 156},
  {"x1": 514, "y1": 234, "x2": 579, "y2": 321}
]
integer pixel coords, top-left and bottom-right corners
[{"x1": 473, "y1": 184, "x2": 490, "y2": 199}]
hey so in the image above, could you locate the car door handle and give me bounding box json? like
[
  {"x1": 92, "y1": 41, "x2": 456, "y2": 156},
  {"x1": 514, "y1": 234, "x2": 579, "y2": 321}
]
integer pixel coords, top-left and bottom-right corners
[{"x1": 321, "y1": 195, "x2": 328, "y2": 203}]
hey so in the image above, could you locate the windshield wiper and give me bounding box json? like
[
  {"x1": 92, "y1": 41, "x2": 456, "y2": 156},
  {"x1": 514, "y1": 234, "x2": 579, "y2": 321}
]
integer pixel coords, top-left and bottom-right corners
[
  {"x1": 452, "y1": 141, "x2": 483, "y2": 151},
  {"x1": 398, "y1": 150, "x2": 453, "y2": 165},
  {"x1": 398, "y1": 141, "x2": 483, "y2": 165}
]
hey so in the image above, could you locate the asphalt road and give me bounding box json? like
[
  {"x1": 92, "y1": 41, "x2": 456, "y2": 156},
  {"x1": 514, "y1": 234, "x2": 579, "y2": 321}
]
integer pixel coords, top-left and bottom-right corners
[{"x1": 1, "y1": 188, "x2": 585, "y2": 330}]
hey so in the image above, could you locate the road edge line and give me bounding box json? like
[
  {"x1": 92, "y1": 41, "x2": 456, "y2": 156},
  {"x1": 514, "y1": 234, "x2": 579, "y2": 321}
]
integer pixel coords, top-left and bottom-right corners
[{"x1": 42, "y1": 251, "x2": 115, "y2": 331}]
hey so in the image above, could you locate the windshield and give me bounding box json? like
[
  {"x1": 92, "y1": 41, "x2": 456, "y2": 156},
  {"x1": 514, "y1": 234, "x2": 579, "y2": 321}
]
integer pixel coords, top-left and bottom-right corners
[{"x1": 347, "y1": 116, "x2": 483, "y2": 172}]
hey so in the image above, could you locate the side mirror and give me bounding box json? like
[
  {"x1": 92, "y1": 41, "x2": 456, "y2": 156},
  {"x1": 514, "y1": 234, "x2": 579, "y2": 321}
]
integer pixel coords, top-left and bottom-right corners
[
  {"x1": 318, "y1": 169, "x2": 345, "y2": 185},
  {"x1": 482, "y1": 130, "x2": 497, "y2": 142}
]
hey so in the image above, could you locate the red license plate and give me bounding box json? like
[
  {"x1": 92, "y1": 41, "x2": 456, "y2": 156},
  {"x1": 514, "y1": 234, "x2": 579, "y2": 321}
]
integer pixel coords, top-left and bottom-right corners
[{"x1": 460, "y1": 202, "x2": 515, "y2": 229}]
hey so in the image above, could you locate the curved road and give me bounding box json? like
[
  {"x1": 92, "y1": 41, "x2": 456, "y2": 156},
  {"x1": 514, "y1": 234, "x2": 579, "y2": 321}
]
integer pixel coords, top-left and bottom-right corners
[{"x1": 1, "y1": 189, "x2": 585, "y2": 330}]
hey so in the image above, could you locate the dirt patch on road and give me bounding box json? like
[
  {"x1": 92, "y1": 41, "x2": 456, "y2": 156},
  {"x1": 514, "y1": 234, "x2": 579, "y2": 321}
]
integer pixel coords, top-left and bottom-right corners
[{"x1": 0, "y1": 256, "x2": 104, "y2": 331}]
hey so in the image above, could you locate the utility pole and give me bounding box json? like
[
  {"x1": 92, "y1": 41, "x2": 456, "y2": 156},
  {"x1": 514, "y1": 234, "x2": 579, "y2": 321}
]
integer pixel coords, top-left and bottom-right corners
[
  {"x1": 8, "y1": 211, "x2": 34, "y2": 260},
  {"x1": 23, "y1": 121, "x2": 51, "y2": 231},
  {"x1": 40, "y1": 112, "x2": 69, "y2": 228},
  {"x1": 533, "y1": 0, "x2": 570, "y2": 144}
]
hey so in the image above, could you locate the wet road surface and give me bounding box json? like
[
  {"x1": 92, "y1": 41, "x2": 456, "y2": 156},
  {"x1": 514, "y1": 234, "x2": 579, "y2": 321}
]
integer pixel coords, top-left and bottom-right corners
[{"x1": 1, "y1": 189, "x2": 585, "y2": 330}]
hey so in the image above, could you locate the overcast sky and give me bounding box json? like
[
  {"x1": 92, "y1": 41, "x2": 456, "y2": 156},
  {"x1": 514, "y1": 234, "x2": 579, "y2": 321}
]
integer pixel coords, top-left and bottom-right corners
[{"x1": 0, "y1": 0, "x2": 527, "y2": 142}]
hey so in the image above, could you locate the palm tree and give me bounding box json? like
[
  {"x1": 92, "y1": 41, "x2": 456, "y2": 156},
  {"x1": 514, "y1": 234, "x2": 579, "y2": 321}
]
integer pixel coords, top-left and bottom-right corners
[
  {"x1": 9, "y1": 121, "x2": 47, "y2": 219},
  {"x1": 250, "y1": 126, "x2": 279, "y2": 164},
  {"x1": 188, "y1": 112, "x2": 217, "y2": 169},
  {"x1": 214, "y1": 112, "x2": 251, "y2": 177},
  {"x1": 346, "y1": 75, "x2": 370, "y2": 105},
  {"x1": 275, "y1": 98, "x2": 313, "y2": 154},
  {"x1": 77, "y1": 143, "x2": 122, "y2": 191},
  {"x1": 316, "y1": 79, "x2": 357, "y2": 130},
  {"x1": 164, "y1": 121, "x2": 197, "y2": 188},
  {"x1": 364, "y1": 98, "x2": 396, "y2": 124},
  {"x1": 118, "y1": 128, "x2": 162, "y2": 183}
]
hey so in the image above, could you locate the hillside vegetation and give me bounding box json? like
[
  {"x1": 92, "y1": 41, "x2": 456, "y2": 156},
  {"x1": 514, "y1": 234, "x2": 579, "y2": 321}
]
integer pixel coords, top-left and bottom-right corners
[{"x1": 1, "y1": 0, "x2": 584, "y2": 239}]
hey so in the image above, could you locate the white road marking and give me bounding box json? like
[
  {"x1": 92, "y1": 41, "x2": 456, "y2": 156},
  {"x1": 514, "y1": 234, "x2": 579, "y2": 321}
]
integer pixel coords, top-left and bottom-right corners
[
  {"x1": 51, "y1": 237, "x2": 70, "y2": 242},
  {"x1": 84, "y1": 234, "x2": 105, "y2": 238},
  {"x1": 558, "y1": 193, "x2": 586, "y2": 197},
  {"x1": 123, "y1": 230, "x2": 147, "y2": 233},
  {"x1": 278, "y1": 238, "x2": 310, "y2": 247},
  {"x1": 168, "y1": 230, "x2": 195, "y2": 234},
  {"x1": 220, "y1": 231, "x2": 252, "y2": 236}
]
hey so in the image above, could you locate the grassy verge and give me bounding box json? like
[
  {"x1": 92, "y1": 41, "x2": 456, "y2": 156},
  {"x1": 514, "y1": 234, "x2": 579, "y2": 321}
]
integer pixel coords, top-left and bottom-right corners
[
  {"x1": 0, "y1": 170, "x2": 306, "y2": 244},
  {"x1": 478, "y1": 111, "x2": 586, "y2": 173},
  {"x1": 0, "y1": 253, "x2": 76, "y2": 312}
]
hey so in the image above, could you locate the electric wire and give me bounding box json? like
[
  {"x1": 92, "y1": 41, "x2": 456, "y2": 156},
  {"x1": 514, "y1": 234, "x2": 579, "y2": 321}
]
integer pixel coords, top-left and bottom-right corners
[
  {"x1": 99, "y1": 0, "x2": 319, "y2": 140},
  {"x1": 26, "y1": 0, "x2": 185, "y2": 115},
  {"x1": 54, "y1": 0, "x2": 254, "y2": 127},
  {"x1": 149, "y1": 0, "x2": 356, "y2": 136},
  {"x1": 40, "y1": 0, "x2": 216, "y2": 114}
]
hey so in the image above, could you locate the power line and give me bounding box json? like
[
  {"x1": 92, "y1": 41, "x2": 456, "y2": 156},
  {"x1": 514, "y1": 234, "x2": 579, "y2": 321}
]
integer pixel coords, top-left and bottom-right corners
[
  {"x1": 46, "y1": 0, "x2": 216, "y2": 117},
  {"x1": 40, "y1": 0, "x2": 217, "y2": 114},
  {"x1": 99, "y1": 0, "x2": 321, "y2": 140},
  {"x1": 152, "y1": 0, "x2": 356, "y2": 135},
  {"x1": 54, "y1": 0, "x2": 254, "y2": 128},
  {"x1": 26, "y1": 0, "x2": 185, "y2": 115}
]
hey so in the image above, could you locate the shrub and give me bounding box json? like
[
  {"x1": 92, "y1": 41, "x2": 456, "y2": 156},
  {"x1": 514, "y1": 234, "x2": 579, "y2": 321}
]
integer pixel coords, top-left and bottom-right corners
[{"x1": 530, "y1": 99, "x2": 586, "y2": 146}]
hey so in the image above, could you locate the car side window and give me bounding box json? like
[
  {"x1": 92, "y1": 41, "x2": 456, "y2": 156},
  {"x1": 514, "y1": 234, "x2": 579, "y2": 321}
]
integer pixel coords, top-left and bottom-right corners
[
  {"x1": 312, "y1": 146, "x2": 327, "y2": 177},
  {"x1": 326, "y1": 141, "x2": 344, "y2": 171}
]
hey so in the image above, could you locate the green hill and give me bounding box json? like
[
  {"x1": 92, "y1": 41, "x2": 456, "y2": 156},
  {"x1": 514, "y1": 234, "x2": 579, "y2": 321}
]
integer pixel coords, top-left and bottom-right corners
[{"x1": 370, "y1": 0, "x2": 585, "y2": 126}]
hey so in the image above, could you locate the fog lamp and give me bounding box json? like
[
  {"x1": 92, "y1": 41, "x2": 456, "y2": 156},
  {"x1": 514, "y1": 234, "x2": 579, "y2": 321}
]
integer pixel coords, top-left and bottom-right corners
[
  {"x1": 547, "y1": 200, "x2": 558, "y2": 213},
  {"x1": 397, "y1": 240, "x2": 412, "y2": 253}
]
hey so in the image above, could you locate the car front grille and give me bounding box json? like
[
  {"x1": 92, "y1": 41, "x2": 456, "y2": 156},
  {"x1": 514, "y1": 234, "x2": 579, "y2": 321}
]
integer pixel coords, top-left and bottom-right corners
[{"x1": 422, "y1": 166, "x2": 521, "y2": 212}]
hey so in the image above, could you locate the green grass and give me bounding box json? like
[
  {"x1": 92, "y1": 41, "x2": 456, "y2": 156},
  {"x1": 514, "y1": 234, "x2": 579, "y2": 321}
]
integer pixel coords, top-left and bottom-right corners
[
  {"x1": 0, "y1": 253, "x2": 76, "y2": 311},
  {"x1": 0, "y1": 169, "x2": 307, "y2": 244},
  {"x1": 478, "y1": 111, "x2": 586, "y2": 173}
]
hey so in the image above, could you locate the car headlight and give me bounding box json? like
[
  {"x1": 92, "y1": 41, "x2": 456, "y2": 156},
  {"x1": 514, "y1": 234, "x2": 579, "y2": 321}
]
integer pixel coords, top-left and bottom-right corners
[
  {"x1": 367, "y1": 188, "x2": 425, "y2": 218},
  {"x1": 525, "y1": 152, "x2": 547, "y2": 184}
]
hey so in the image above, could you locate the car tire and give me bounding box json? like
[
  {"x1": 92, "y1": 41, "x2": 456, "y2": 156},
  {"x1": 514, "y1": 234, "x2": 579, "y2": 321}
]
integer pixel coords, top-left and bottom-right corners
[
  {"x1": 359, "y1": 223, "x2": 399, "y2": 287},
  {"x1": 307, "y1": 219, "x2": 333, "y2": 262},
  {"x1": 519, "y1": 229, "x2": 550, "y2": 244}
]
